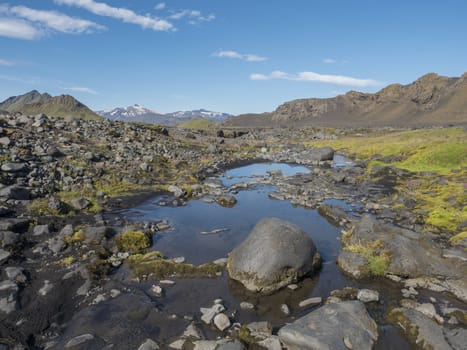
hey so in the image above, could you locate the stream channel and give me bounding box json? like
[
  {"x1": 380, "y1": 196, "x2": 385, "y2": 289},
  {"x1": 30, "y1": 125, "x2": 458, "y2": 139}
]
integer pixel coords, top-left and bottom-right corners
[{"x1": 121, "y1": 161, "x2": 414, "y2": 349}]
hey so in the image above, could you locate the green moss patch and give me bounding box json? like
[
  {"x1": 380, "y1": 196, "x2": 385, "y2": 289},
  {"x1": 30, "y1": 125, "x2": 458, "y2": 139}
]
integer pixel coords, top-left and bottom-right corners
[
  {"x1": 116, "y1": 231, "x2": 151, "y2": 253},
  {"x1": 344, "y1": 239, "x2": 391, "y2": 276},
  {"x1": 127, "y1": 251, "x2": 223, "y2": 279}
]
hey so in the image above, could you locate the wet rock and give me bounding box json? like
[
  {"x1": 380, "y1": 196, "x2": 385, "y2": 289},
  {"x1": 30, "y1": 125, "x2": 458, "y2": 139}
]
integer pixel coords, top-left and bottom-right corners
[
  {"x1": 215, "y1": 195, "x2": 237, "y2": 208},
  {"x1": 213, "y1": 313, "x2": 231, "y2": 331},
  {"x1": 137, "y1": 339, "x2": 160, "y2": 350},
  {"x1": 200, "y1": 303, "x2": 225, "y2": 324},
  {"x1": 183, "y1": 322, "x2": 204, "y2": 339},
  {"x1": 317, "y1": 204, "x2": 349, "y2": 224},
  {"x1": 357, "y1": 289, "x2": 379, "y2": 303},
  {"x1": 307, "y1": 147, "x2": 334, "y2": 161},
  {"x1": 388, "y1": 307, "x2": 462, "y2": 350},
  {"x1": 280, "y1": 304, "x2": 290, "y2": 315},
  {"x1": 278, "y1": 301, "x2": 378, "y2": 350},
  {"x1": 298, "y1": 297, "x2": 322, "y2": 308},
  {"x1": 227, "y1": 217, "x2": 321, "y2": 293},
  {"x1": 240, "y1": 301, "x2": 254, "y2": 310}
]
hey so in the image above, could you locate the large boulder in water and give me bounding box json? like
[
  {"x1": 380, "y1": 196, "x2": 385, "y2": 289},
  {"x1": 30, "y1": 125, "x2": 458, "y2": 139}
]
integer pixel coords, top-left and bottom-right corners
[
  {"x1": 278, "y1": 300, "x2": 378, "y2": 350},
  {"x1": 227, "y1": 217, "x2": 321, "y2": 293}
]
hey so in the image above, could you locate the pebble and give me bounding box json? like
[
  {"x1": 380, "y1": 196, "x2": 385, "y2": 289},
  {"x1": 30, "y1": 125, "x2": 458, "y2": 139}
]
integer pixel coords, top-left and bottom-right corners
[
  {"x1": 38, "y1": 280, "x2": 53, "y2": 296},
  {"x1": 280, "y1": 304, "x2": 290, "y2": 315},
  {"x1": 240, "y1": 301, "x2": 255, "y2": 310},
  {"x1": 357, "y1": 289, "x2": 379, "y2": 303},
  {"x1": 213, "y1": 313, "x2": 231, "y2": 331},
  {"x1": 151, "y1": 285, "x2": 163, "y2": 297},
  {"x1": 298, "y1": 297, "x2": 322, "y2": 308},
  {"x1": 287, "y1": 284, "x2": 299, "y2": 290}
]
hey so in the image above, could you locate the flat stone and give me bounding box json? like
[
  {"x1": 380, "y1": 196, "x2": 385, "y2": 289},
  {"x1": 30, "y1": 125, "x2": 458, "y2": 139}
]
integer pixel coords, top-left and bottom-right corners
[
  {"x1": 65, "y1": 334, "x2": 95, "y2": 348},
  {"x1": 193, "y1": 340, "x2": 217, "y2": 350},
  {"x1": 0, "y1": 292, "x2": 17, "y2": 314},
  {"x1": 0, "y1": 186, "x2": 30, "y2": 200},
  {"x1": 299, "y1": 297, "x2": 322, "y2": 308},
  {"x1": 0, "y1": 249, "x2": 11, "y2": 263},
  {"x1": 213, "y1": 313, "x2": 231, "y2": 331},
  {"x1": 258, "y1": 336, "x2": 282, "y2": 350},
  {"x1": 1, "y1": 162, "x2": 26, "y2": 172},
  {"x1": 137, "y1": 339, "x2": 160, "y2": 350},
  {"x1": 279, "y1": 301, "x2": 378, "y2": 350},
  {"x1": 281, "y1": 304, "x2": 291, "y2": 315},
  {"x1": 169, "y1": 339, "x2": 185, "y2": 349},
  {"x1": 71, "y1": 197, "x2": 91, "y2": 210},
  {"x1": 357, "y1": 289, "x2": 380, "y2": 303},
  {"x1": 240, "y1": 301, "x2": 255, "y2": 310},
  {"x1": 33, "y1": 224, "x2": 50, "y2": 236},
  {"x1": 182, "y1": 322, "x2": 204, "y2": 339}
]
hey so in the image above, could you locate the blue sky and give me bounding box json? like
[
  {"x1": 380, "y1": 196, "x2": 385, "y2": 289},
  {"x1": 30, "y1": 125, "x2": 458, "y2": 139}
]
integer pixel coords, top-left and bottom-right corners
[{"x1": 1, "y1": 0, "x2": 466, "y2": 114}]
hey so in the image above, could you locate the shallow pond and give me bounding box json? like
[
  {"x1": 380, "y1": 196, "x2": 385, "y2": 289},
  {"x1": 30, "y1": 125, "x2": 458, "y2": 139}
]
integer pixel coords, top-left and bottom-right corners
[{"x1": 122, "y1": 162, "x2": 413, "y2": 349}]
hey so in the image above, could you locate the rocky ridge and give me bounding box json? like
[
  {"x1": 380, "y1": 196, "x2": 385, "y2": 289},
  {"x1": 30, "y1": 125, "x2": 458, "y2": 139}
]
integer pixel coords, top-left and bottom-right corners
[{"x1": 225, "y1": 72, "x2": 467, "y2": 127}]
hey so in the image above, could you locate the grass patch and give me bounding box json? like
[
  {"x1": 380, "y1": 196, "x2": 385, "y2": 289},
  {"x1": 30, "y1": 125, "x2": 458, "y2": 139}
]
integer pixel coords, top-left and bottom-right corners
[
  {"x1": 64, "y1": 230, "x2": 86, "y2": 245},
  {"x1": 116, "y1": 231, "x2": 151, "y2": 253},
  {"x1": 450, "y1": 231, "x2": 467, "y2": 246},
  {"x1": 309, "y1": 127, "x2": 467, "y2": 235},
  {"x1": 345, "y1": 240, "x2": 391, "y2": 276},
  {"x1": 177, "y1": 118, "x2": 217, "y2": 130}
]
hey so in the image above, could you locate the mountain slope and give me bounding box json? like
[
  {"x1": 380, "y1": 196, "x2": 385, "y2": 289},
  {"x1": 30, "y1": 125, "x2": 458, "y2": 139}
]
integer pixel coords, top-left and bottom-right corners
[
  {"x1": 0, "y1": 90, "x2": 100, "y2": 120},
  {"x1": 97, "y1": 106, "x2": 232, "y2": 125},
  {"x1": 225, "y1": 72, "x2": 467, "y2": 127}
]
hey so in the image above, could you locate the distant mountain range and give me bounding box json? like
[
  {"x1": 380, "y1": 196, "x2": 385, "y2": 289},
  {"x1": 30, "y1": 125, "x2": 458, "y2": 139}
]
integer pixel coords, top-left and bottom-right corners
[
  {"x1": 0, "y1": 90, "x2": 100, "y2": 120},
  {"x1": 96, "y1": 105, "x2": 232, "y2": 125},
  {"x1": 225, "y1": 72, "x2": 467, "y2": 127}
]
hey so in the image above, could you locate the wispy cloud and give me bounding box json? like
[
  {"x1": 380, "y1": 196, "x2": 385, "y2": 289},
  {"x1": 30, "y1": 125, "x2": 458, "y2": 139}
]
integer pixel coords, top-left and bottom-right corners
[
  {"x1": 55, "y1": 0, "x2": 174, "y2": 31},
  {"x1": 155, "y1": 3, "x2": 166, "y2": 11},
  {"x1": 0, "y1": 58, "x2": 16, "y2": 66},
  {"x1": 0, "y1": 74, "x2": 38, "y2": 84},
  {"x1": 213, "y1": 50, "x2": 268, "y2": 62},
  {"x1": 250, "y1": 70, "x2": 381, "y2": 87},
  {"x1": 3, "y1": 5, "x2": 105, "y2": 34},
  {"x1": 62, "y1": 86, "x2": 98, "y2": 94},
  {"x1": 169, "y1": 9, "x2": 215, "y2": 24},
  {"x1": 0, "y1": 17, "x2": 43, "y2": 40},
  {"x1": 323, "y1": 58, "x2": 336, "y2": 64}
]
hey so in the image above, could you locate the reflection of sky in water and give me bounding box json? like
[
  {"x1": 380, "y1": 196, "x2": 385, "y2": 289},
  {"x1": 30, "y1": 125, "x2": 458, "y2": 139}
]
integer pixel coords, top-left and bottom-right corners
[{"x1": 221, "y1": 162, "x2": 310, "y2": 186}]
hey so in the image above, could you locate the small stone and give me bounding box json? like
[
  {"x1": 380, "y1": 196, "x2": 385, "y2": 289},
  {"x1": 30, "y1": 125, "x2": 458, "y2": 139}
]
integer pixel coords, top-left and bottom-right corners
[
  {"x1": 298, "y1": 297, "x2": 322, "y2": 308},
  {"x1": 213, "y1": 258, "x2": 227, "y2": 266},
  {"x1": 357, "y1": 289, "x2": 379, "y2": 303},
  {"x1": 151, "y1": 285, "x2": 163, "y2": 297},
  {"x1": 110, "y1": 289, "x2": 121, "y2": 298},
  {"x1": 172, "y1": 256, "x2": 185, "y2": 264},
  {"x1": 92, "y1": 294, "x2": 106, "y2": 305},
  {"x1": 1, "y1": 162, "x2": 26, "y2": 172},
  {"x1": 33, "y1": 224, "x2": 50, "y2": 236},
  {"x1": 38, "y1": 280, "x2": 53, "y2": 296},
  {"x1": 182, "y1": 322, "x2": 204, "y2": 339},
  {"x1": 169, "y1": 339, "x2": 185, "y2": 349},
  {"x1": 0, "y1": 292, "x2": 18, "y2": 314},
  {"x1": 0, "y1": 136, "x2": 11, "y2": 146},
  {"x1": 160, "y1": 279, "x2": 175, "y2": 285},
  {"x1": 65, "y1": 334, "x2": 95, "y2": 348},
  {"x1": 280, "y1": 304, "x2": 290, "y2": 315},
  {"x1": 240, "y1": 301, "x2": 255, "y2": 310},
  {"x1": 343, "y1": 335, "x2": 353, "y2": 349},
  {"x1": 213, "y1": 313, "x2": 231, "y2": 331},
  {"x1": 137, "y1": 338, "x2": 160, "y2": 350},
  {"x1": 287, "y1": 284, "x2": 299, "y2": 290},
  {"x1": 200, "y1": 303, "x2": 225, "y2": 324},
  {"x1": 71, "y1": 197, "x2": 91, "y2": 210},
  {"x1": 140, "y1": 162, "x2": 150, "y2": 172},
  {"x1": 0, "y1": 249, "x2": 11, "y2": 263}
]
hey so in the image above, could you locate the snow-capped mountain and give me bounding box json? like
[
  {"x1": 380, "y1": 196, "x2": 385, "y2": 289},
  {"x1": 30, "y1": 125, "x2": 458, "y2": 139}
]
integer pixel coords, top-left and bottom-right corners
[{"x1": 96, "y1": 105, "x2": 232, "y2": 125}]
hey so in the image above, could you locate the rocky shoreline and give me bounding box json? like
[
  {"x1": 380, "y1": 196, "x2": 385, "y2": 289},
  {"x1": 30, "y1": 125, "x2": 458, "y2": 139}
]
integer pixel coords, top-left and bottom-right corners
[{"x1": 1, "y1": 112, "x2": 466, "y2": 349}]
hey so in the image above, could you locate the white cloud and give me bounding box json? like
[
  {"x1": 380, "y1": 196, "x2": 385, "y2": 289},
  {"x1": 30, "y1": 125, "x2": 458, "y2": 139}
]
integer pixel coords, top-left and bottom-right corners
[
  {"x1": 4, "y1": 5, "x2": 105, "y2": 34},
  {"x1": 155, "y1": 2, "x2": 166, "y2": 11},
  {"x1": 250, "y1": 70, "x2": 381, "y2": 87},
  {"x1": 62, "y1": 86, "x2": 98, "y2": 94},
  {"x1": 0, "y1": 58, "x2": 15, "y2": 66},
  {"x1": 323, "y1": 58, "x2": 336, "y2": 64},
  {"x1": 55, "y1": 0, "x2": 174, "y2": 31},
  {"x1": 0, "y1": 74, "x2": 38, "y2": 84},
  {"x1": 213, "y1": 50, "x2": 268, "y2": 62},
  {"x1": 169, "y1": 9, "x2": 215, "y2": 23},
  {"x1": 0, "y1": 17, "x2": 43, "y2": 40}
]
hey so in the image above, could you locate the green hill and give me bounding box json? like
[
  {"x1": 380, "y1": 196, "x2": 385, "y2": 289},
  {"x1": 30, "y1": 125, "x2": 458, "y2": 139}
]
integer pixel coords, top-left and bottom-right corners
[
  {"x1": 177, "y1": 117, "x2": 217, "y2": 130},
  {"x1": 0, "y1": 90, "x2": 101, "y2": 120}
]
